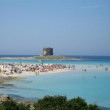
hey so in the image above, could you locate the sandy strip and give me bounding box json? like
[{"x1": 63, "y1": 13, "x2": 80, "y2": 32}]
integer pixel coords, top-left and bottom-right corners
[
  {"x1": 1, "y1": 68, "x2": 71, "y2": 77},
  {"x1": 1, "y1": 64, "x2": 110, "y2": 78}
]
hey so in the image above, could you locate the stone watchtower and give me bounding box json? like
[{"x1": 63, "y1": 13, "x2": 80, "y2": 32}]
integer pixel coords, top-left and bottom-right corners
[{"x1": 43, "y1": 48, "x2": 53, "y2": 56}]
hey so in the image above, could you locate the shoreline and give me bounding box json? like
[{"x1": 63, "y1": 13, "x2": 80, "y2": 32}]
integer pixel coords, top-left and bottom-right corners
[
  {"x1": 1, "y1": 68, "x2": 71, "y2": 78},
  {"x1": 0, "y1": 55, "x2": 83, "y2": 60},
  {"x1": 1, "y1": 64, "x2": 110, "y2": 78},
  {"x1": 0, "y1": 63, "x2": 69, "y2": 78}
]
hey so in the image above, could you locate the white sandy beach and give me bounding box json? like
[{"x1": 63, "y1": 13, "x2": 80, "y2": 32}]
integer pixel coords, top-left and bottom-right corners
[
  {"x1": 1, "y1": 68, "x2": 71, "y2": 77},
  {"x1": 1, "y1": 64, "x2": 110, "y2": 78}
]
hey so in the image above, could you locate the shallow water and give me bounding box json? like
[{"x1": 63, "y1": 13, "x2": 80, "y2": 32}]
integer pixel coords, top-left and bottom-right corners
[
  {"x1": 0, "y1": 70, "x2": 110, "y2": 108},
  {"x1": 0, "y1": 58, "x2": 110, "y2": 108}
]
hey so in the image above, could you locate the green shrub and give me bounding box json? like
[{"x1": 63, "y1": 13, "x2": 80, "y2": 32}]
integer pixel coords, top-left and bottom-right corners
[
  {"x1": 34, "y1": 95, "x2": 72, "y2": 110},
  {"x1": 34, "y1": 96, "x2": 101, "y2": 110},
  {"x1": 69, "y1": 96, "x2": 87, "y2": 110},
  {"x1": 87, "y1": 104, "x2": 101, "y2": 110},
  {"x1": 0, "y1": 95, "x2": 102, "y2": 110},
  {"x1": 0, "y1": 99, "x2": 30, "y2": 110}
]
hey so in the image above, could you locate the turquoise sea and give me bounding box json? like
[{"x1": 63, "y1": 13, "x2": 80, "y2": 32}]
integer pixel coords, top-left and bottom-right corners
[{"x1": 0, "y1": 55, "x2": 110, "y2": 109}]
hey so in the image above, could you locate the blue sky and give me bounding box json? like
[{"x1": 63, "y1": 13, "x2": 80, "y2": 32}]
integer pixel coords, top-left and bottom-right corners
[{"x1": 0, "y1": 0, "x2": 110, "y2": 55}]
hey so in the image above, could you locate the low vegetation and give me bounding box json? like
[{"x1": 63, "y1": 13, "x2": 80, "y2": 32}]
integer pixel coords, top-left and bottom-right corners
[
  {"x1": 33, "y1": 55, "x2": 74, "y2": 60},
  {"x1": 0, "y1": 95, "x2": 101, "y2": 110},
  {"x1": 0, "y1": 99, "x2": 30, "y2": 110}
]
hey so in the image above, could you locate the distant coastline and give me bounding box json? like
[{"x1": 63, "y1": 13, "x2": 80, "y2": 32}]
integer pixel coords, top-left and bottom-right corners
[
  {"x1": 0, "y1": 55, "x2": 110, "y2": 61},
  {"x1": 0, "y1": 55, "x2": 81, "y2": 60}
]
